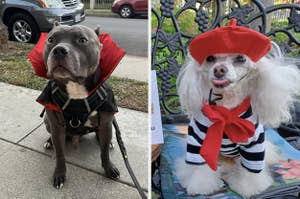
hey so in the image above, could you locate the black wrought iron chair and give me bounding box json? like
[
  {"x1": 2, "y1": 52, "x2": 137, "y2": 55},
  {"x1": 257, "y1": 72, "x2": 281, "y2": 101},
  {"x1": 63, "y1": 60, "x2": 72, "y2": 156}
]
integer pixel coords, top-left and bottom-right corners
[{"x1": 151, "y1": 1, "x2": 300, "y2": 198}]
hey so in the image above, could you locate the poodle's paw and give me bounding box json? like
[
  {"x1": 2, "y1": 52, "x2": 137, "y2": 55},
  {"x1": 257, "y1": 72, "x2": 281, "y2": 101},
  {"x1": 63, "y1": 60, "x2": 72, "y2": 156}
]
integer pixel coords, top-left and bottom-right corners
[
  {"x1": 175, "y1": 158, "x2": 224, "y2": 195},
  {"x1": 226, "y1": 166, "x2": 273, "y2": 198}
]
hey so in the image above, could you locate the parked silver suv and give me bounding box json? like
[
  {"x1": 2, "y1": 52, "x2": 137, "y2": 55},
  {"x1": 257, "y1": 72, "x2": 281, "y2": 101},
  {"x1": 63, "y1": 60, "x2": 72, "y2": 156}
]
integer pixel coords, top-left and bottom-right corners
[{"x1": 0, "y1": 0, "x2": 85, "y2": 43}]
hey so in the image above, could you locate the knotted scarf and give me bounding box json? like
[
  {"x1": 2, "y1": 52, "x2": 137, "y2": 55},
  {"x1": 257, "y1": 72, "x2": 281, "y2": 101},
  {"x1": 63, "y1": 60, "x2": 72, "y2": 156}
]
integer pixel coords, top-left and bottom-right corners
[{"x1": 201, "y1": 97, "x2": 255, "y2": 170}]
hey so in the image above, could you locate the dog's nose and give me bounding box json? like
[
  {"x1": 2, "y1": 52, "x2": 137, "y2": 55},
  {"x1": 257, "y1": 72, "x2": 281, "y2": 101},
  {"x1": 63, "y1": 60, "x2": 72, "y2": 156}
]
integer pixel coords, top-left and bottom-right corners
[
  {"x1": 213, "y1": 65, "x2": 228, "y2": 78},
  {"x1": 52, "y1": 46, "x2": 68, "y2": 58}
]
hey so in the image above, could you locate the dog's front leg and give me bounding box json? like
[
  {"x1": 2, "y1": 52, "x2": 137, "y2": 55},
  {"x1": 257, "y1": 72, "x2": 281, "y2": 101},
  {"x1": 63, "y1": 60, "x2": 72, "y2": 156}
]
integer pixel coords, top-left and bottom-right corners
[
  {"x1": 96, "y1": 112, "x2": 120, "y2": 178},
  {"x1": 175, "y1": 157, "x2": 224, "y2": 195},
  {"x1": 226, "y1": 163, "x2": 273, "y2": 198},
  {"x1": 46, "y1": 110, "x2": 66, "y2": 189}
]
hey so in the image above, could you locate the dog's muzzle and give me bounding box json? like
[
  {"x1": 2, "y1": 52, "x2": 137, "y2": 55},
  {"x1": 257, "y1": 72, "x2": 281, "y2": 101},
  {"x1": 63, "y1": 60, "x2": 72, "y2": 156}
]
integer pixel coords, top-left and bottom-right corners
[
  {"x1": 213, "y1": 65, "x2": 228, "y2": 78},
  {"x1": 52, "y1": 46, "x2": 68, "y2": 60}
]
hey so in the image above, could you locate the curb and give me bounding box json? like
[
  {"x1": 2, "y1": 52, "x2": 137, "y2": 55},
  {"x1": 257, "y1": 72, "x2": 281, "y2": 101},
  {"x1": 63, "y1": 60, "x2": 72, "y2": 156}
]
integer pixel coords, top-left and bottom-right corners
[
  {"x1": 125, "y1": 55, "x2": 148, "y2": 60},
  {"x1": 86, "y1": 13, "x2": 120, "y2": 18},
  {"x1": 85, "y1": 13, "x2": 148, "y2": 19}
]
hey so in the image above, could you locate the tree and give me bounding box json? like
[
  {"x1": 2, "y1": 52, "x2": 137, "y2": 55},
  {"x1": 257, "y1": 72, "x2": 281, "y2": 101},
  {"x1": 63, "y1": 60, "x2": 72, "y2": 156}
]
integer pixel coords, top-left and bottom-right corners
[{"x1": 0, "y1": 21, "x2": 8, "y2": 46}]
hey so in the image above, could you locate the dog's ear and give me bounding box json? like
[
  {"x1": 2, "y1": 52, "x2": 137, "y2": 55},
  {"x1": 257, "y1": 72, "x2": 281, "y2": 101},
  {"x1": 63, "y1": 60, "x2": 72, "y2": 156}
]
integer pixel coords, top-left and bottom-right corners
[
  {"x1": 53, "y1": 21, "x2": 60, "y2": 28},
  {"x1": 95, "y1": 26, "x2": 101, "y2": 36}
]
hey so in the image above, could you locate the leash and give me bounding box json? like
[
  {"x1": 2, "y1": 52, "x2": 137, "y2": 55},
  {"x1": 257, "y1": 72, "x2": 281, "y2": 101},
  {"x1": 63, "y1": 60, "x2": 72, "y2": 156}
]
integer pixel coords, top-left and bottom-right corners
[{"x1": 112, "y1": 117, "x2": 147, "y2": 199}]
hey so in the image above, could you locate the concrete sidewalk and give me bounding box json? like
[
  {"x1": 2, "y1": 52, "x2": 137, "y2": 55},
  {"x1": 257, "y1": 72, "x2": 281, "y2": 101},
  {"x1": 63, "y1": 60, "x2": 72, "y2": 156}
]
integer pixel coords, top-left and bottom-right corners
[
  {"x1": 0, "y1": 82, "x2": 148, "y2": 198},
  {"x1": 112, "y1": 55, "x2": 148, "y2": 82}
]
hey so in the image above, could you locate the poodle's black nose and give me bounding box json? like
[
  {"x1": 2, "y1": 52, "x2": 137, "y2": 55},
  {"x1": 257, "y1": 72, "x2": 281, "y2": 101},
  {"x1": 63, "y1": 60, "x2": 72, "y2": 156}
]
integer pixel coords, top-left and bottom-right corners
[{"x1": 213, "y1": 65, "x2": 228, "y2": 78}]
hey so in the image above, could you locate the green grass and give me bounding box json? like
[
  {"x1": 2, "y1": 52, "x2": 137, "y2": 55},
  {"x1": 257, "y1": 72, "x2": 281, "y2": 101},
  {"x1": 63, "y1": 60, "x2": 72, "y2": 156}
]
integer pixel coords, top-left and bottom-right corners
[
  {"x1": 85, "y1": 9, "x2": 115, "y2": 15},
  {"x1": 0, "y1": 41, "x2": 148, "y2": 112}
]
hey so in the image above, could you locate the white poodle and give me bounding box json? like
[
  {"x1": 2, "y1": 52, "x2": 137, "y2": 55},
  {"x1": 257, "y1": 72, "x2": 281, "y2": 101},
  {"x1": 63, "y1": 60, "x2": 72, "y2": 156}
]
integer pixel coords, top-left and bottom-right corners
[{"x1": 175, "y1": 50, "x2": 300, "y2": 197}]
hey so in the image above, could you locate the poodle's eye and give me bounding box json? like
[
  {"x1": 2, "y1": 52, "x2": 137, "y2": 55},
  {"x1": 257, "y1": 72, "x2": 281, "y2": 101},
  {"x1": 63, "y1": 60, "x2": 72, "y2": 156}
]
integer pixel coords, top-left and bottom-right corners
[
  {"x1": 206, "y1": 56, "x2": 216, "y2": 63},
  {"x1": 78, "y1": 37, "x2": 88, "y2": 44},
  {"x1": 235, "y1": 55, "x2": 246, "y2": 63}
]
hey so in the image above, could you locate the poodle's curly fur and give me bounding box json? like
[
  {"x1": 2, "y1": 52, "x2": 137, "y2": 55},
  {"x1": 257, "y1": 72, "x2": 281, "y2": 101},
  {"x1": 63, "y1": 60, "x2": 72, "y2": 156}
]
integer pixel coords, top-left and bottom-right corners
[{"x1": 175, "y1": 53, "x2": 300, "y2": 197}]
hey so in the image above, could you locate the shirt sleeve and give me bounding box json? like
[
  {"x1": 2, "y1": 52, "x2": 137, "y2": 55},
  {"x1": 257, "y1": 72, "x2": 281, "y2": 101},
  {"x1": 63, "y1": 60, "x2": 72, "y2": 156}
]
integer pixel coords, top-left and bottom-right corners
[
  {"x1": 239, "y1": 124, "x2": 265, "y2": 173},
  {"x1": 186, "y1": 119, "x2": 206, "y2": 165}
]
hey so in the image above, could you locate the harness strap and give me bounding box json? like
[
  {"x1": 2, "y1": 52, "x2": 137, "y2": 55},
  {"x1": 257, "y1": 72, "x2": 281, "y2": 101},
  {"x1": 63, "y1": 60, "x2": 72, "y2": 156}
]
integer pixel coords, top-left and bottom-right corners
[{"x1": 51, "y1": 81, "x2": 108, "y2": 133}]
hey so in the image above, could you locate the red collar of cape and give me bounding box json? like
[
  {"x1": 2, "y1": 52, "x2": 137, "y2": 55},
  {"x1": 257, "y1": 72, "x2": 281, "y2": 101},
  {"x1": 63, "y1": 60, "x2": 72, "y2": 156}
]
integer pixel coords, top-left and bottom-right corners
[{"x1": 28, "y1": 33, "x2": 126, "y2": 112}]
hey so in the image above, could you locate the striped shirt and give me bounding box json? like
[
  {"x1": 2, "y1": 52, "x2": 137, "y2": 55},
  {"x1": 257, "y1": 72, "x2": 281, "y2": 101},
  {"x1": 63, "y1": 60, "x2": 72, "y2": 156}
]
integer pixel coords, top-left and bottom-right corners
[{"x1": 186, "y1": 106, "x2": 265, "y2": 173}]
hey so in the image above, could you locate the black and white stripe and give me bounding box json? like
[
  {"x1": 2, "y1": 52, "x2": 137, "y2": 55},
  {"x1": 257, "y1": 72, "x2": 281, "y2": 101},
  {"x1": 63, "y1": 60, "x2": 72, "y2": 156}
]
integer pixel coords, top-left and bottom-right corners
[{"x1": 186, "y1": 106, "x2": 265, "y2": 173}]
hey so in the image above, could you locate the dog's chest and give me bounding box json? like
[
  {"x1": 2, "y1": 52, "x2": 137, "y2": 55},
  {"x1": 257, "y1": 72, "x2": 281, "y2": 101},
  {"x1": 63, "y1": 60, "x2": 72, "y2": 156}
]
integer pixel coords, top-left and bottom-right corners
[
  {"x1": 192, "y1": 110, "x2": 263, "y2": 148},
  {"x1": 66, "y1": 81, "x2": 88, "y2": 99},
  {"x1": 65, "y1": 81, "x2": 94, "y2": 128},
  {"x1": 37, "y1": 80, "x2": 118, "y2": 134}
]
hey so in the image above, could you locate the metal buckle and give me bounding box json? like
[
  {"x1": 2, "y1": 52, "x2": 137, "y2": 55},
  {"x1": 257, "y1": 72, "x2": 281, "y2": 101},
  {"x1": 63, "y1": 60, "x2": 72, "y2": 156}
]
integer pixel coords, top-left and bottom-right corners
[{"x1": 69, "y1": 118, "x2": 81, "y2": 128}]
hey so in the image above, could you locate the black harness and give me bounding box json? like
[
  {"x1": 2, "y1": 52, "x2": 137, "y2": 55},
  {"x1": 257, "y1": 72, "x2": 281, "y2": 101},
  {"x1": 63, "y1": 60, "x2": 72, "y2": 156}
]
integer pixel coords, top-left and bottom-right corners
[{"x1": 37, "y1": 80, "x2": 118, "y2": 134}]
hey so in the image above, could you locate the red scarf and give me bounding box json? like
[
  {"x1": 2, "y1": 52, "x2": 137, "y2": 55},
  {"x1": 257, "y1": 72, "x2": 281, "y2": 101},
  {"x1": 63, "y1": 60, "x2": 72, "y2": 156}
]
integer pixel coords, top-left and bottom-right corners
[{"x1": 201, "y1": 97, "x2": 255, "y2": 170}]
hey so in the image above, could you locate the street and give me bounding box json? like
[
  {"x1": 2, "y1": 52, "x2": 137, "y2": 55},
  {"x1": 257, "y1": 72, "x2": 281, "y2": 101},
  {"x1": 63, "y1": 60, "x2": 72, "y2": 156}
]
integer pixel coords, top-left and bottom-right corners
[{"x1": 82, "y1": 16, "x2": 148, "y2": 57}]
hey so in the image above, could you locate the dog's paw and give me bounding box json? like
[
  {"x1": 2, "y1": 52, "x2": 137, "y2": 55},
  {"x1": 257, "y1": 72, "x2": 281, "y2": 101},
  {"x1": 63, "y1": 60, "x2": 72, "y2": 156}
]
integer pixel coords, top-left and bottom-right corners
[
  {"x1": 184, "y1": 176, "x2": 224, "y2": 195},
  {"x1": 175, "y1": 158, "x2": 224, "y2": 195},
  {"x1": 104, "y1": 164, "x2": 120, "y2": 179},
  {"x1": 53, "y1": 174, "x2": 65, "y2": 189},
  {"x1": 109, "y1": 142, "x2": 114, "y2": 149},
  {"x1": 43, "y1": 140, "x2": 53, "y2": 150},
  {"x1": 226, "y1": 165, "x2": 273, "y2": 198}
]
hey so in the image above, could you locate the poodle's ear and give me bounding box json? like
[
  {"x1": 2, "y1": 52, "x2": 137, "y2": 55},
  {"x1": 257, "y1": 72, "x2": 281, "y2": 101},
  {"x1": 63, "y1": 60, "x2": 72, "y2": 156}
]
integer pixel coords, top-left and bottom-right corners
[
  {"x1": 177, "y1": 56, "x2": 207, "y2": 118},
  {"x1": 251, "y1": 57, "x2": 300, "y2": 127}
]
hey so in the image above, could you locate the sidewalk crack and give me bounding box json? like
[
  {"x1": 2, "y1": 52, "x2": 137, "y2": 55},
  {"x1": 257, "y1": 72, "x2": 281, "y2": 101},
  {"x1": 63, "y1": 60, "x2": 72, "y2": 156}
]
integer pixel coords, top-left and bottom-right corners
[
  {"x1": 0, "y1": 137, "x2": 148, "y2": 191},
  {"x1": 16, "y1": 122, "x2": 43, "y2": 144}
]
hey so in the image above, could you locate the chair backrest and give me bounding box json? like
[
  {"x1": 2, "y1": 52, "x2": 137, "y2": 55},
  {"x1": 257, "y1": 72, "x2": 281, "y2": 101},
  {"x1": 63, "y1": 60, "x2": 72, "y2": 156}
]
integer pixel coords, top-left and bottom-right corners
[{"x1": 151, "y1": 0, "x2": 300, "y2": 124}]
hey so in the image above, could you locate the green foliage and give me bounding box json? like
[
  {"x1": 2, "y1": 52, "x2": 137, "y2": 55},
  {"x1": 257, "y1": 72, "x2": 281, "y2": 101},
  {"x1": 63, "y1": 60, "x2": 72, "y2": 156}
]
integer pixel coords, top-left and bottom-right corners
[
  {"x1": 151, "y1": 6, "x2": 199, "y2": 35},
  {"x1": 177, "y1": 10, "x2": 199, "y2": 35},
  {"x1": 152, "y1": 1, "x2": 300, "y2": 113},
  {"x1": 270, "y1": 19, "x2": 300, "y2": 57}
]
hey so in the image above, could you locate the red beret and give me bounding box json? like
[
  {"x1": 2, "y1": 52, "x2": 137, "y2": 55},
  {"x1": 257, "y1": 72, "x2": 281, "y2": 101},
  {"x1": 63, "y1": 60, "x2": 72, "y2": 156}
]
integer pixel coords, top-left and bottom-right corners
[{"x1": 189, "y1": 19, "x2": 271, "y2": 64}]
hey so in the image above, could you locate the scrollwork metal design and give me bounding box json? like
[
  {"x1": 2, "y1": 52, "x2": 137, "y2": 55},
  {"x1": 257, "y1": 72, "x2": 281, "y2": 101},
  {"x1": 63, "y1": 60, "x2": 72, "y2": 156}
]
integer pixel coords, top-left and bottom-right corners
[{"x1": 152, "y1": 0, "x2": 300, "y2": 123}]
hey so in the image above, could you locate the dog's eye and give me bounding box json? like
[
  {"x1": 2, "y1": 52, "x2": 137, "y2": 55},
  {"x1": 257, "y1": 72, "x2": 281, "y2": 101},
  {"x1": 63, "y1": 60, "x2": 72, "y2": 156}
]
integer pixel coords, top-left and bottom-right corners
[
  {"x1": 78, "y1": 37, "x2": 88, "y2": 44},
  {"x1": 48, "y1": 37, "x2": 54, "y2": 43},
  {"x1": 235, "y1": 55, "x2": 246, "y2": 63},
  {"x1": 206, "y1": 56, "x2": 216, "y2": 63}
]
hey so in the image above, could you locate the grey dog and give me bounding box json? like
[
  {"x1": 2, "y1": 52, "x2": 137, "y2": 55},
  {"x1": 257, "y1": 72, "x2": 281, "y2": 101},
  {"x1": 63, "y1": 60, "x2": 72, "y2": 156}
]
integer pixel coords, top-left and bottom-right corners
[{"x1": 39, "y1": 23, "x2": 120, "y2": 189}]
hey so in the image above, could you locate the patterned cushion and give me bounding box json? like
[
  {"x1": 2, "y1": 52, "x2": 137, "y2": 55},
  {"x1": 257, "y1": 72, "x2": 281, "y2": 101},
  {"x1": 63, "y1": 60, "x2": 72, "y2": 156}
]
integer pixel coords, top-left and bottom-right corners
[{"x1": 160, "y1": 125, "x2": 300, "y2": 199}]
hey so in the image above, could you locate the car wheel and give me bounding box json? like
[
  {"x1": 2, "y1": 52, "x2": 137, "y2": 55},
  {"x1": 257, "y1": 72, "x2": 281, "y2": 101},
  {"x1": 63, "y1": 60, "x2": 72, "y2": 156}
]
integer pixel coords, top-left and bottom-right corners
[
  {"x1": 8, "y1": 13, "x2": 39, "y2": 43},
  {"x1": 120, "y1": 5, "x2": 133, "y2": 18}
]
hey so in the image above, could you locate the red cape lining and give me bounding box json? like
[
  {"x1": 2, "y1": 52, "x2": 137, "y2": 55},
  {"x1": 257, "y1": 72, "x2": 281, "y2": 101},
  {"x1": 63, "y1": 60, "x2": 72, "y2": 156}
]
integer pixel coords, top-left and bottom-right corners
[{"x1": 28, "y1": 32, "x2": 126, "y2": 86}]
